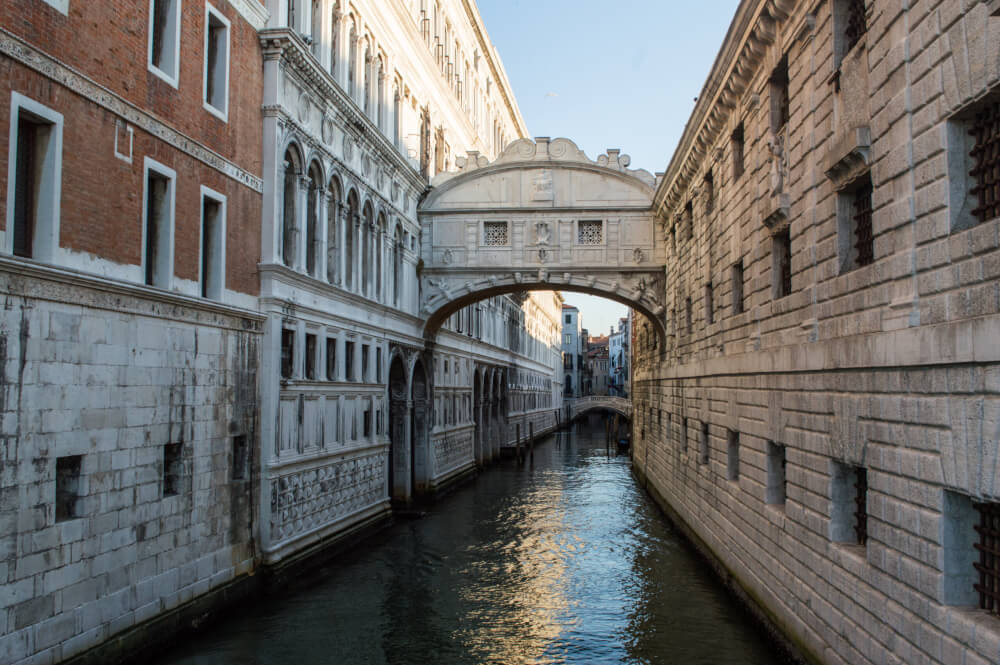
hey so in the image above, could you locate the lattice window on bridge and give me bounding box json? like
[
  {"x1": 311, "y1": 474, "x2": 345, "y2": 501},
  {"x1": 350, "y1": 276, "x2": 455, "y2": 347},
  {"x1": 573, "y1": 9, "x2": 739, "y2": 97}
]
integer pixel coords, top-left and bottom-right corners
[
  {"x1": 577, "y1": 220, "x2": 603, "y2": 245},
  {"x1": 483, "y1": 221, "x2": 509, "y2": 246}
]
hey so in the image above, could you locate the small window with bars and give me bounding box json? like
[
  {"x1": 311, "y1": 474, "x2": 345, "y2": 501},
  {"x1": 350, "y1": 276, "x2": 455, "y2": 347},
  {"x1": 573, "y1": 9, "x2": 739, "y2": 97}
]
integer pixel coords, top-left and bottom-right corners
[
  {"x1": 831, "y1": 462, "x2": 867, "y2": 546},
  {"x1": 838, "y1": 174, "x2": 874, "y2": 272},
  {"x1": 483, "y1": 221, "x2": 508, "y2": 246},
  {"x1": 843, "y1": 0, "x2": 867, "y2": 56},
  {"x1": 577, "y1": 220, "x2": 603, "y2": 245},
  {"x1": 970, "y1": 101, "x2": 1000, "y2": 225},
  {"x1": 975, "y1": 501, "x2": 1000, "y2": 615},
  {"x1": 772, "y1": 228, "x2": 792, "y2": 299}
]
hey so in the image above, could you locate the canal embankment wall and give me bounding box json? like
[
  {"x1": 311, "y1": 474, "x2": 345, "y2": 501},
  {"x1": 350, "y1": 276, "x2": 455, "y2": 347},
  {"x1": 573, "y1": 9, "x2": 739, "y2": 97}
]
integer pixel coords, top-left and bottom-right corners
[{"x1": 632, "y1": 2, "x2": 1000, "y2": 664}]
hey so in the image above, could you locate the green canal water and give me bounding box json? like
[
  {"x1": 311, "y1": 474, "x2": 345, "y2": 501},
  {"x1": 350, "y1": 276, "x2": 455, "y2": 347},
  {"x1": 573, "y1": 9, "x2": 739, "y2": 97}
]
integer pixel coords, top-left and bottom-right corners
[{"x1": 153, "y1": 423, "x2": 791, "y2": 665}]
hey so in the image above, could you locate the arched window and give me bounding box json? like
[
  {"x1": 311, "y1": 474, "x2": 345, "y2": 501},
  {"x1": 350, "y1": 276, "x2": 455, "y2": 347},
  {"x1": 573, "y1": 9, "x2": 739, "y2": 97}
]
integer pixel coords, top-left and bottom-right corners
[
  {"x1": 305, "y1": 162, "x2": 322, "y2": 277},
  {"x1": 326, "y1": 177, "x2": 341, "y2": 284},
  {"x1": 363, "y1": 47, "x2": 371, "y2": 113},
  {"x1": 281, "y1": 146, "x2": 301, "y2": 267},
  {"x1": 345, "y1": 190, "x2": 358, "y2": 290},
  {"x1": 330, "y1": 1, "x2": 340, "y2": 76},
  {"x1": 392, "y1": 86, "x2": 401, "y2": 148},
  {"x1": 348, "y1": 25, "x2": 357, "y2": 97},
  {"x1": 361, "y1": 201, "x2": 373, "y2": 297},
  {"x1": 376, "y1": 56, "x2": 386, "y2": 130},
  {"x1": 310, "y1": 0, "x2": 321, "y2": 59},
  {"x1": 393, "y1": 224, "x2": 403, "y2": 306},
  {"x1": 376, "y1": 212, "x2": 386, "y2": 301}
]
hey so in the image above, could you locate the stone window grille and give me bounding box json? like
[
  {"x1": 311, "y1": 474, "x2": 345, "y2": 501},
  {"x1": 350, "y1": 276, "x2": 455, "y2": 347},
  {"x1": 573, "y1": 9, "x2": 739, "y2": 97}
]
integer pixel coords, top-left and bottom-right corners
[
  {"x1": 970, "y1": 101, "x2": 1000, "y2": 225},
  {"x1": 483, "y1": 221, "x2": 508, "y2": 246},
  {"x1": 727, "y1": 430, "x2": 739, "y2": 480},
  {"x1": 163, "y1": 443, "x2": 183, "y2": 496},
  {"x1": 844, "y1": 0, "x2": 868, "y2": 55},
  {"x1": 280, "y1": 329, "x2": 295, "y2": 379},
  {"x1": 55, "y1": 455, "x2": 82, "y2": 522},
  {"x1": 975, "y1": 502, "x2": 1000, "y2": 615},
  {"x1": 577, "y1": 220, "x2": 603, "y2": 245},
  {"x1": 852, "y1": 177, "x2": 874, "y2": 266}
]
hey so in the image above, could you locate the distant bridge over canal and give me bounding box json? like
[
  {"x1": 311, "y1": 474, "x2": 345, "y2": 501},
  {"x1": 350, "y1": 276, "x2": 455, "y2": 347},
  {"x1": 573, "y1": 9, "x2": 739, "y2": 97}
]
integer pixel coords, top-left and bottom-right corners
[{"x1": 565, "y1": 396, "x2": 633, "y2": 420}]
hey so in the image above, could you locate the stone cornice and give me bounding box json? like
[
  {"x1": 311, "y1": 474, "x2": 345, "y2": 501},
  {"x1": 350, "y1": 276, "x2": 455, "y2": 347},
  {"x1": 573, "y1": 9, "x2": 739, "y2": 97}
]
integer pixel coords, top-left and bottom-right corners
[
  {"x1": 0, "y1": 256, "x2": 265, "y2": 331},
  {"x1": 228, "y1": 0, "x2": 269, "y2": 30},
  {"x1": 653, "y1": 0, "x2": 799, "y2": 219},
  {"x1": 259, "y1": 28, "x2": 428, "y2": 196},
  {"x1": 0, "y1": 28, "x2": 264, "y2": 193},
  {"x1": 458, "y1": 0, "x2": 529, "y2": 139}
]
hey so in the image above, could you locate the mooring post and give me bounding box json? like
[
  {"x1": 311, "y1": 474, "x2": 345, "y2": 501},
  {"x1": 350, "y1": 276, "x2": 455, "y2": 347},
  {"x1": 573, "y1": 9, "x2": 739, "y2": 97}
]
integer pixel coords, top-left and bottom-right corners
[
  {"x1": 515, "y1": 423, "x2": 522, "y2": 465},
  {"x1": 529, "y1": 421, "x2": 534, "y2": 461}
]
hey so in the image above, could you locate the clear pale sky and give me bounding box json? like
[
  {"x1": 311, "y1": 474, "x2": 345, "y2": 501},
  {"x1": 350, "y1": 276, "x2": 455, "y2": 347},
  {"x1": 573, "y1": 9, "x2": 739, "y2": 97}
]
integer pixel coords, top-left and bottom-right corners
[{"x1": 476, "y1": 0, "x2": 741, "y2": 334}]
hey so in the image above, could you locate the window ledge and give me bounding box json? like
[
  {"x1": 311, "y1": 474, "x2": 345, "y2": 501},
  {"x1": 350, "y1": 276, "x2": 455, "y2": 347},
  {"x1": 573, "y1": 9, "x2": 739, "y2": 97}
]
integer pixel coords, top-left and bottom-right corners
[
  {"x1": 203, "y1": 102, "x2": 228, "y2": 123},
  {"x1": 148, "y1": 63, "x2": 179, "y2": 89}
]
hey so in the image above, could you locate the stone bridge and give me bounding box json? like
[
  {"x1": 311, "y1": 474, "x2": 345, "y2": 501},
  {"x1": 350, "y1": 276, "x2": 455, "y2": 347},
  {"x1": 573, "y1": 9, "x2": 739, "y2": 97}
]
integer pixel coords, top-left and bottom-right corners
[
  {"x1": 418, "y1": 138, "x2": 667, "y2": 340},
  {"x1": 566, "y1": 396, "x2": 633, "y2": 420}
]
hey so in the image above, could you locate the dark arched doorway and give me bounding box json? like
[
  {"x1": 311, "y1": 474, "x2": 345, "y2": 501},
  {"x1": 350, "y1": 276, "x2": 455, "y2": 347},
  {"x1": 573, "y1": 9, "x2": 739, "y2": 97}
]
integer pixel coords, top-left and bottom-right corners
[{"x1": 388, "y1": 354, "x2": 408, "y2": 502}]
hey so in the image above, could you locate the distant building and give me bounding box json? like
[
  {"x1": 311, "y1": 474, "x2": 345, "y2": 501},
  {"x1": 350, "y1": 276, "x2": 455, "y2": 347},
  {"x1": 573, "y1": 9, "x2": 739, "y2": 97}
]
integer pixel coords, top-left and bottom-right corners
[
  {"x1": 561, "y1": 304, "x2": 583, "y2": 397},
  {"x1": 609, "y1": 314, "x2": 631, "y2": 397},
  {"x1": 585, "y1": 335, "x2": 610, "y2": 395}
]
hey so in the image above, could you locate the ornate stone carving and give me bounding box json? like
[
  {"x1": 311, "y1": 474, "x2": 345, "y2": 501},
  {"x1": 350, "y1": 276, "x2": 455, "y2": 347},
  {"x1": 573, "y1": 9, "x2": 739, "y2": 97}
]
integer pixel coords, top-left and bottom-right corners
[
  {"x1": 535, "y1": 220, "x2": 552, "y2": 245},
  {"x1": 297, "y1": 91, "x2": 312, "y2": 123},
  {"x1": 321, "y1": 114, "x2": 335, "y2": 144},
  {"x1": 767, "y1": 130, "x2": 787, "y2": 195},
  {"x1": 633, "y1": 248, "x2": 644, "y2": 263}
]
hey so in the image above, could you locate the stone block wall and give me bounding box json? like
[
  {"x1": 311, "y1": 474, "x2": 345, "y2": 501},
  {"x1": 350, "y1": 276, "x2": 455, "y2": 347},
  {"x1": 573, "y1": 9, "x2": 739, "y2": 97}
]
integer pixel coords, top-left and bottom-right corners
[
  {"x1": 636, "y1": 2, "x2": 1000, "y2": 664},
  {"x1": 0, "y1": 263, "x2": 262, "y2": 665}
]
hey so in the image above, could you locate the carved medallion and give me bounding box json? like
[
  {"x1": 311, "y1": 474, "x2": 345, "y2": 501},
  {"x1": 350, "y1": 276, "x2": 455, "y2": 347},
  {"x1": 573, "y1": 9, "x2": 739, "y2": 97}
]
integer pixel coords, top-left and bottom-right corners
[
  {"x1": 298, "y1": 92, "x2": 311, "y2": 123},
  {"x1": 322, "y1": 114, "x2": 335, "y2": 145}
]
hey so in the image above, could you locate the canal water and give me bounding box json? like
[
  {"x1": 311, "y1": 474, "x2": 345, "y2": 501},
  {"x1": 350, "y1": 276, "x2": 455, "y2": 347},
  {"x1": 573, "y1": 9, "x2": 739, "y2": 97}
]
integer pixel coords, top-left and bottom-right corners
[{"x1": 154, "y1": 423, "x2": 790, "y2": 665}]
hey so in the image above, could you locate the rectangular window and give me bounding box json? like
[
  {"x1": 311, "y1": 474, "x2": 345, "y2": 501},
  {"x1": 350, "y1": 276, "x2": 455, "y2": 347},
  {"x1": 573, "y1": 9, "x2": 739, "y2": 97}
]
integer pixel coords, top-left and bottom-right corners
[
  {"x1": 703, "y1": 171, "x2": 714, "y2": 214},
  {"x1": 831, "y1": 462, "x2": 867, "y2": 545},
  {"x1": 684, "y1": 201, "x2": 694, "y2": 240},
  {"x1": 148, "y1": 0, "x2": 181, "y2": 87},
  {"x1": 361, "y1": 344, "x2": 370, "y2": 382},
  {"x1": 731, "y1": 260, "x2": 745, "y2": 315},
  {"x1": 345, "y1": 341, "x2": 355, "y2": 381},
  {"x1": 705, "y1": 282, "x2": 714, "y2": 326},
  {"x1": 969, "y1": 100, "x2": 1000, "y2": 226},
  {"x1": 231, "y1": 435, "x2": 248, "y2": 481},
  {"x1": 7, "y1": 94, "x2": 63, "y2": 262},
  {"x1": 200, "y1": 188, "x2": 226, "y2": 300},
  {"x1": 834, "y1": 0, "x2": 868, "y2": 69},
  {"x1": 577, "y1": 220, "x2": 603, "y2": 245},
  {"x1": 203, "y1": 4, "x2": 230, "y2": 120},
  {"x1": 55, "y1": 455, "x2": 82, "y2": 522},
  {"x1": 942, "y1": 491, "x2": 978, "y2": 606},
  {"x1": 280, "y1": 329, "x2": 295, "y2": 379},
  {"x1": 766, "y1": 441, "x2": 786, "y2": 506},
  {"x1": 699, "y1": 422, "x2": 710, "y2": 465},
  {"x1": 837, "y1": 174, "x2": 874, "y2": 273},
  {"x1": 727, "y1": 430, "x2": 739, "y2": 480},
  {"x1": 304, "y1": 333, "x2": 317, "y2": 379},
  {"x1": 772, "y1": 227, "x2": 791, "y2": 299},
  {"x1": 685, "y1": 297, "x2": 693, "y2": 335},
  {"x1": 376, "y1": 348, "x2": 383, "y2": 383},
  {"x1": 163, "y1": 442, "x2": 182, "y2": 496},
  {"x1": 363, "y1": 406, "x2": 372, "y2": 438},
  {"x1": 565, "y1": 314, "x2": 571, "y2": 324},
  {"x1": 143, "y1": 158, "x2": 176, "y2": 288},
  {"x1": 681, "y1": 417, "x2": 688, "y2": 452},
  {"x1": 731, "y1": 122, "x2": 745, "y2": 180},
  {"x1": 326, "y1": 338, "x2": 337, "y2": 380},
  {"x1": 483, "y1": 221, "x2": 508, "y2": 246},
  {"x1": 974, "y1": 501, "x2": 1000, "y2": 614},
  {"x1": 770, "y1": 55, "x2": 790, "y2": 133}
]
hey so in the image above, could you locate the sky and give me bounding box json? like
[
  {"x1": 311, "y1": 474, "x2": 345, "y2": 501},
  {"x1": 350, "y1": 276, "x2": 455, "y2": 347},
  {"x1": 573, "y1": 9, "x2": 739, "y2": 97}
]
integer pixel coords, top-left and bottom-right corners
[{"x1": 476, "y1": 0, "x2": 741, "y2": 335}]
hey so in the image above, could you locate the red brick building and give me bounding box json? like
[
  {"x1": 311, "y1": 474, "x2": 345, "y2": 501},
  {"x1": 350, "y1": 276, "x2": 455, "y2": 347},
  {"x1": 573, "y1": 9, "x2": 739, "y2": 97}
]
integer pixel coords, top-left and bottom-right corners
[{"x1": 0, "y1": 2, "x2": 266, "y2": 663}]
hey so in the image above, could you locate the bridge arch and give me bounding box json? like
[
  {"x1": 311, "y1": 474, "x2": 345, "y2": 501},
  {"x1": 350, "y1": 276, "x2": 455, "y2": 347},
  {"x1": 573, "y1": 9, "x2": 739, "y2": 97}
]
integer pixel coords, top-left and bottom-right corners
[{"x1": 418, "y1": 137, "x2": 668, "y2": 342}]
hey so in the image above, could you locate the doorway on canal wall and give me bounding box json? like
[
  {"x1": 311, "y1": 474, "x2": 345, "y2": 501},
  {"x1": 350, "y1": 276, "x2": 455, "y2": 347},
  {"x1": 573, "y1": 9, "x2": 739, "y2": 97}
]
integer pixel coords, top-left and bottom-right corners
[{"x1": 388, "y1": 351, "x2": 431, "y2": 503}]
